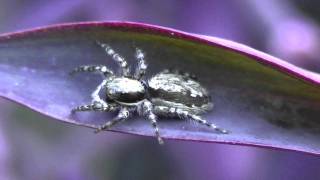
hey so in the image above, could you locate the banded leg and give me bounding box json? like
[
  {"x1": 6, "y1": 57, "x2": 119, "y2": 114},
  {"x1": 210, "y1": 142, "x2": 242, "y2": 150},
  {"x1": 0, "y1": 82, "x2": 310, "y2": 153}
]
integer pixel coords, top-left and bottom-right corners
[
  {"x1": 134, "y1": 48, "x2": 147, "y2": 80},
  {"x1": 70, "y1": 65, "x2": 114, "y2": 77},
  {"x1": 94, "y1": 107, "x2": 130, "y2": 133},
  {"x1": 71, "y1": 102, "x2": 117, "y2": 113},
  {"x1": 96, "y1": 41, "x2": 130, "y2": 76},
  {"x1": 189, "y1": 114, "x2": 228, "y2": 134},
  {"x1": 154, "y1": 106, "x2": 228, "y2": 134},
  {"x1": 140, "y1": 101, "x2": 164, "y2": 144}
]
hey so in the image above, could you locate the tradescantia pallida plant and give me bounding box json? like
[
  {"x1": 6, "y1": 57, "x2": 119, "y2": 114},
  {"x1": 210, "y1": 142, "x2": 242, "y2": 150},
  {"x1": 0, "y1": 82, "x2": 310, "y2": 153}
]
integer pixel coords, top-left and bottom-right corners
[{"x1": 0, "y1": 22, "x2": 319, "y2": 154}]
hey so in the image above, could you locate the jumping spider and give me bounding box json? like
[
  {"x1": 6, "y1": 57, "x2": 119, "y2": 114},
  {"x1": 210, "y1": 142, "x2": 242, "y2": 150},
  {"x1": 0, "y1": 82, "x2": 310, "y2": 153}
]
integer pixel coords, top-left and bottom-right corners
[{"x1": 71, "y1": 41, "x2": 228, "y2": 144}]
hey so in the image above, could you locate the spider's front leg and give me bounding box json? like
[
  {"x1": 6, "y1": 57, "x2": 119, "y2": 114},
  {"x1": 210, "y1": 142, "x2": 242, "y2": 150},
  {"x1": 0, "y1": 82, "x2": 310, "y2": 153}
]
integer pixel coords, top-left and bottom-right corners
[
  {"x1": 72, "y1": 79, "x2": 118, "y2": 113},
  {"x1": 70, "y1": 65, "x2": 114, "y2": 77},
  {"x1": 187, "y1": 114, "x2": 229, "y2": 134},
  {"x1": 139, "y1": 100, "x2": 164, "y2": 144},
  {"x1": 94, "y1": 107, "x2": 131, "y2": 133},
  {"x1": 91, "y1": 79, "x2": 109, "y2": 106},
  {"x1": 71, "y1": 102, "x2": 118, "y2": 113}
]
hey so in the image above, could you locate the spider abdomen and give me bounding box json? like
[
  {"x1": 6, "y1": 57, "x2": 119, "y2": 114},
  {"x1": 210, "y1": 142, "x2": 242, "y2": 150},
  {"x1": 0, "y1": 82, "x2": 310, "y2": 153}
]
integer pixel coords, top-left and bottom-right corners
[{"x1": 148, "y1": 71, "x2": 213, "y2": 114}]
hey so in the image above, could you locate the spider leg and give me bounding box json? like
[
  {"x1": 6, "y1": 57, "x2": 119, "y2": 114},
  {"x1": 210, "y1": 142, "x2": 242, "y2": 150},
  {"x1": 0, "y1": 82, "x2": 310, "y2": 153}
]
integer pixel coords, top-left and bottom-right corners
[
  {"x1": 70, "y1": 65, "x2": 114, "y2": 77},
  {"x1": 134, "y1": 48, "x2": 147, "y2": 80},
  {"x1": 91, "y1": 79, "x2": 108, "y2": 106},
  {"x1": 188, "y1": 114, "x2": 229, "y2": 134},
  {"x1": 94, "y1": 107, "x2": 130, "y2": 133},
  {"x1": 71, "y1": 102, "x2": 117, "y2": 113},
  {"x1": 72, "y1": 79, "x2": 118, "y2": 113},
  {"x1": 96, "y1": 41, "x2": 130, "y2": 76},
  {"x1": 153, "y1": 106, "x2": 229, "y2": 134},
  {"x1": 139, "y1": 101, "x2": 164, "y2": 145}
]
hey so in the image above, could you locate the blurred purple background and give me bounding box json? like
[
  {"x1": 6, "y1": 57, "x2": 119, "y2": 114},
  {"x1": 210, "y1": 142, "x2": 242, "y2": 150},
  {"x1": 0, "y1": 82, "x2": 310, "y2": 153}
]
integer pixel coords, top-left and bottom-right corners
[{"x1": 0, "y1": 0, "x2": 320, "y2": 179}]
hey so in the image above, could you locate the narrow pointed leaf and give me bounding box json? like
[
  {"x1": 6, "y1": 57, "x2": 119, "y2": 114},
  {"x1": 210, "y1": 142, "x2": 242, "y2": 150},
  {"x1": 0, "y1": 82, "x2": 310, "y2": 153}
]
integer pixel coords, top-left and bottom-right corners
[{"x1": 0, "y1": 22, "x2": 320, "y2": 155}]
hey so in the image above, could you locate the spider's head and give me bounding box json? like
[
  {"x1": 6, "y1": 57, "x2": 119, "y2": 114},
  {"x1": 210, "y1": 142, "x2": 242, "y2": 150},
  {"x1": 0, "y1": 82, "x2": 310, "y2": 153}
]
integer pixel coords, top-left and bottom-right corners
[{"x1": 106, "y1": 77, "x2": 146, "y2": 104}]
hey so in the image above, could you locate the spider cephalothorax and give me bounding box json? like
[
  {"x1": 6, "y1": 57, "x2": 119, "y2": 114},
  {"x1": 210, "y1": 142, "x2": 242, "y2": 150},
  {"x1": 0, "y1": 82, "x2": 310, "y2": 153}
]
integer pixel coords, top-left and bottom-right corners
[{"x1": 71, "y1": 42, "x2": 228, "y2": 144}]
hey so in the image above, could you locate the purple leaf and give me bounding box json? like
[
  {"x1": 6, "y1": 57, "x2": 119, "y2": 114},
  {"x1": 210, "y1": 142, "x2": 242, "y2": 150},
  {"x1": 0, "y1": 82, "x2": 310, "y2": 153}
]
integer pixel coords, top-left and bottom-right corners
[{"x1": 0, "y1": 22, "x2": 320, "y2": 155}]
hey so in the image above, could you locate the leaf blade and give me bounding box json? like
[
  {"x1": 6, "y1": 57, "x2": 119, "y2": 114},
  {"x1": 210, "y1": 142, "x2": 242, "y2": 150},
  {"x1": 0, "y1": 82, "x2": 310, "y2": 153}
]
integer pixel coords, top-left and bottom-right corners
[{"x1": 0, "y1": 21, "x2": 320, "y2": 155}]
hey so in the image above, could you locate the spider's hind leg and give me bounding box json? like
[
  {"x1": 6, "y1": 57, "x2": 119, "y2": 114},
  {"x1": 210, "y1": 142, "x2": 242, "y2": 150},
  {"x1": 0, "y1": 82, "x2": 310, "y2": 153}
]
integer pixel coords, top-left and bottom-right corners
[
  {"x1": 154, "y1": 106, "x2": 229, "y2": 134},
  {"x1": 188, "y1": 114, "x2": 229, "y2": 134}
]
